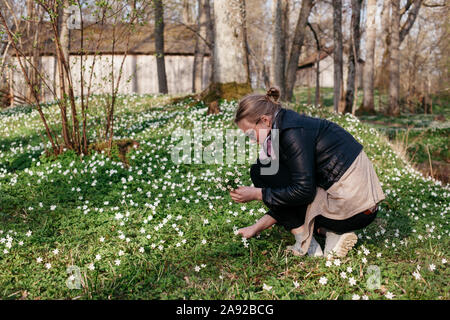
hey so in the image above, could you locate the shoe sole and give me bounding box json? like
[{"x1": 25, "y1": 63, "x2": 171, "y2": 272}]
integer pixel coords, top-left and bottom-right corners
[{"x1": 329, "y1": 233, "x2": 358, "y2": 257}]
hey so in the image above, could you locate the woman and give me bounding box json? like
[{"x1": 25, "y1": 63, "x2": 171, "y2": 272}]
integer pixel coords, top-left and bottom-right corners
[{"x1": 230, "y1": 87, "x2": 385, "y2": 257}]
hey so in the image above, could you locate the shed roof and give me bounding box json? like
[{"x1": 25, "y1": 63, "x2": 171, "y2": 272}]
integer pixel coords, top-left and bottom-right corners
[{"x1": 7, "y1": 21, "x2": 210, "y2": 56}]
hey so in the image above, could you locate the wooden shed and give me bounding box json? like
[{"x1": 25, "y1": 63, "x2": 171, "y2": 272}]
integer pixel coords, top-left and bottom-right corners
[{"x1": 6, "y1": 21, "x2": 212, "y2": 104}]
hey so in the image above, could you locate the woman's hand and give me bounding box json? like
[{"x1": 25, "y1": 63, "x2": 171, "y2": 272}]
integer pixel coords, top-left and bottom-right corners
[
  {"x1": 230, "y1": 186, "x2": 262, "y2": 203},
  {"x1": 236, "y1": 225, "x2": 257, "y2": 239}
]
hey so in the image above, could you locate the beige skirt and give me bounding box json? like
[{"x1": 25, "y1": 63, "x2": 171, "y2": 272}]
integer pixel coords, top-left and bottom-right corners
[{"x1": 295, "y1": 149, "x2": 386, "y2": 255}]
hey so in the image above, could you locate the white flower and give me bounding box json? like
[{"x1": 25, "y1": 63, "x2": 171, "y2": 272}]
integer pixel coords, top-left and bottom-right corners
[
  {"x1": 50, "y1": 205, "x2": 56, "y2": 211},
  {"x1": 203, "y1": 219, "x2": 209, "y2": 225},
  {"x1": 45, "y1": 263, "x2": 52, "y2": 269},
  {"x1": 412, "y1": 271, "x2": 421, "y2": 280},
  {"x1": 26, "y1": 231, "x2": 32, "y2": 237},
  {"x1": 349, "y1": 277, "x2": 356, "y2": 286},
  {"x1": 362, "y1": 257, "x2": 367, "y2": 264},
  {"x1": 201, "y1": 239, "x2": 207, "y2": 245},
  {"x1": 362, "y1": 295, "x2": 369, "y2": 300},
  {"x1": 95, "y1": 254, "x2": 101, "y2": 260},
  {"x1": 99, "y1": 237, "x2": 105, "y2": 242},
  {"x1": 385, "y1": 291, "x2": 395, "y2": 299},
  {"x1": 114, "y1": 259, "x2": 121, "y2": 266},
  {"x1": 347, "y1": 267, "x2": 353, "y2": 273},
  {"x1": 263, "y1": 283, "x2": 272, "y2": 291},
  {"x1": 333, "y1": 259, "x2": 341, "y2": 266},
  {"x1": 319, "y1": 277, "x2": 328, "y2": 285},
  {"x1": 429, "y1": 264, "x2": 436, "y2": 271},
  {"x1": 36, "y1": 257, "x2": 42, "y2": 263},
  {"x1": 88, "y1": 263, "x2": 95, "y2": 271},
  {"x1": 139, "y1": 247, "x2": 145, "y2": 253},
  {"x1": 325, "y1": 260, "x2": 332, "y2": 267},
  {"x1": 352, "y1": 294, "x2": 360, "y2": 300},
  {"x1": 194, "y1": 265, "x2": 201, "y2": 272},
  {"x1": 293, "y1": 281, "x2": 300, "y2": 288},
  {"x1": 52, "y1": 248, "x2": 59, "y2": 255},
  {"x1": 442, "y1": 258, "x2": 447, "y2": 264},
  {"x1": 340, "y1": 272, "x2": 347, "y2": 279}
]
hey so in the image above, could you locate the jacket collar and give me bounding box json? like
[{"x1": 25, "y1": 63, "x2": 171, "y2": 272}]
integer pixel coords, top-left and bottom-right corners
[{"x1": 272, "y1": 108, "x2": 304, "y2": 130}]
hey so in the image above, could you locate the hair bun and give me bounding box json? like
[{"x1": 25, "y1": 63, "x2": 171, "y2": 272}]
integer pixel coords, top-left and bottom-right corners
[{"x1": 266, "y1": 86, "x2": 280, "y2": 102}]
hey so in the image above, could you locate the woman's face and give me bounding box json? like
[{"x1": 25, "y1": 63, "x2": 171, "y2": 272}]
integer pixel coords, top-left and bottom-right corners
[{"x1": 237, "y1": 115, "x2": 272, "y2": 145}]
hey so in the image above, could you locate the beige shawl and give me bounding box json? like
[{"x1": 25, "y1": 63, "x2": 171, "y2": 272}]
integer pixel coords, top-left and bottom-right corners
[{"x1": 295, "y1": 149, "x2": 386, "y2": 255}]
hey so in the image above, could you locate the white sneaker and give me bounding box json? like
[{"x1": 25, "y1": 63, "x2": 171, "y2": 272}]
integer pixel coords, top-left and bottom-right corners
[
  {"x1": 307, "y1": 236, "x2": 323, "y2": 257},
  {"x1": 286, "y1": 236, "x2": 323, "y2": 257},
  {"x1": 324, "y1": 231, "x2": 358, "y2": 257}
]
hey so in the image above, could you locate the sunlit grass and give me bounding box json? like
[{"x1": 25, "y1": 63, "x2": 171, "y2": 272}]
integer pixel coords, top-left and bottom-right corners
[{"x1": 0, "y1": 95, "x2": 448, "y2": 299}]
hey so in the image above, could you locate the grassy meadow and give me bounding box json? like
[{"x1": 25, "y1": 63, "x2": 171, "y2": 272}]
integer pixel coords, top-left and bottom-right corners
[{"x1": 0, "y1": 94, "x2": 448, "y2": 300}]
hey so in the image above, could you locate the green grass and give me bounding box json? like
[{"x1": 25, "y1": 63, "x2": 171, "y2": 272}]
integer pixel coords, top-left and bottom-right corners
[{"x1": 0, "y1": 94, "x2": 449, "y2": 300}]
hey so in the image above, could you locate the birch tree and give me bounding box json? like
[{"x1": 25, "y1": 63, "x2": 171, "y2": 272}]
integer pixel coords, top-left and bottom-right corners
[{"x1": 360, "y1": 0, "x2": 377, "y2": 114}]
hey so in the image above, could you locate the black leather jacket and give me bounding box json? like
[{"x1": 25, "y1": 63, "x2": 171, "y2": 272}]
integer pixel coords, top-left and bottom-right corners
[{"x1": 261, "y1": 108, "x2": 363, "y2": 208}]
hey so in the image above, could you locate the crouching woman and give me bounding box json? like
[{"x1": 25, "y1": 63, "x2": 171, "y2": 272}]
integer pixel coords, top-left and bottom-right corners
[{"x1": 230, "y1": 87, "x2": 385, "y2": 257}]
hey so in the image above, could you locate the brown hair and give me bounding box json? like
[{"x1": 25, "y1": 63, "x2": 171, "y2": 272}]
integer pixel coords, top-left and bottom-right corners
[{"x1": 234, "y1": 86, "x2": 282, "y2": 124}]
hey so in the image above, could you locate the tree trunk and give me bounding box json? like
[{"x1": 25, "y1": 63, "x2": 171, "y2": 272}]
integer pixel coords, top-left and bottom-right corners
[
  {"x1": 58, "y1": 0, "x2": 70, "y2": 81},
  {"x1": 360, "y1": 0, "x2": 377, "y2": 114},
  {"x1": 307, "y1": 22, "x2": 321, "y2": 107},
  {"x1": 332, "y1": 0, "x2": 345, "y2": 113},
  {"x1": 344, "y1": 0, "x2": 362, "y2": 114},
  {"x1": 379, "y1": 0, "x2": 422, "y2": 112},
  {"x1": 284, "y1": 0, "x2": 314, "y2": 103},
  {"x1": 57, "y1": 0, "x2": 72, "y2": 149},
  {"x1": 240, "y1": 0, "x2": 251, "y2": 85},
  {"x1": 400, "y1": 0, "x2": 422, "y2": 43},
  {"x1": 376, "y1": 0, "x2": 391, "y2": 93},
  {"x1": 193, "y1": 0, "x2": 210, "y2": 93},
  {"x1": 272, "y1": 0, "x2": 287, "y2": 98},
  {"x1": 388, "y1": 0, "x2": 400, "y2": 116},
  {"x1": 212, "y1": 0, "x2": 250, "y2": 84},
  {"x1": 154, "y1": 0, "x2": 168, "y2": 94},
  {"x1": 26, "y1": 1, "x2": 41, "y2": 103}
]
